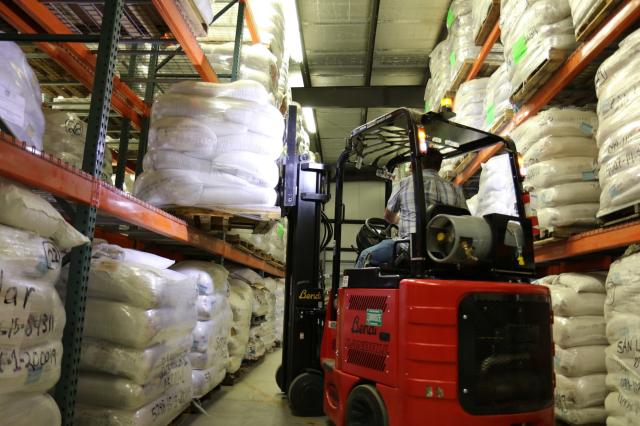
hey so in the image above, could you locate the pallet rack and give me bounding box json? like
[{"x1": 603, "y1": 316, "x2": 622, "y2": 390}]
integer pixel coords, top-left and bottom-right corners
[
  {"x1": 0, "y1": 1, "x2": 282, "y2": 423},
  {"x1": 447, "y1": 1, "x2": 640, "y2": 272}
]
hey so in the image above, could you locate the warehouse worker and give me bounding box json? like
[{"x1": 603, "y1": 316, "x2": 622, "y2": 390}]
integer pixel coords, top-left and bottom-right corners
[{"x1": 355, "y1": 150, "x2": 467, "y2": 268}]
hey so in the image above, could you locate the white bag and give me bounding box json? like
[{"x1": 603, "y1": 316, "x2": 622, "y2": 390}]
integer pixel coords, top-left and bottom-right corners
[
  {"x1": 0, "y1": 393, "x2": 61, "y2": 426},
  {"x1": 605, "y1": 392, "x2": 640, "y2": 421},
  {"x1": 77, "y1": 357, "x2": 191, "y2": 409},
  {"x1": 523, "y1": 157, "x2": 597, "y2": 191},
  {"x1": 555, "y1": 373, "x2": 606, "y2": 409},
  {"x1": 171, "y1": 261, "x2": 229, "y2": 296},
  {"x1": 554, "y1": 405, "x2": 607, "y2": 425},
  {"x1": 550, "y1": 286, "x2": 605, "y2": 316},
  {"x1": 553, "y1": 316, "x2": 607, "y2": 348},
  {"x1": 167, "y1": 80, "x2": 271, "y2": 105},
  {"x1": 0, "y1": 340, "x2": 62, "y2": 394},
  {"x1": 69, "y1": 259, "x2": 196, "y2": 310},
  {"x1": 534, "y1": 182, "x2": 600, "y2": 208},
  {"x1": 191, "y1": 365, "x2": 226, "y2": 399},
  {"x1": 554, "y1": 272, "x2": 607, "y2": 293},
  {"x1": 555, "y1": 345, "x2": 606, "y2": 377},
  {"x1": 79, "y1": 336, "x2": 191, "y2": 385},
  {"x1": 82, "y1": 298, "x2": 197, "y2": 349},
  {"x1": 605, "y1": 253, "x2": 640, "y2": 317},
  {"x1": 0, "y1": 179, "x2": 89, "y2": 249},
  {"x1": 536, "y1": 203, "x2": 599, "y2": 229},
  {"x1": 75, "y1": 383, "x2": 191, "y2": 426},
  {"x1": 523, "y1": 136, "x2": 596, "y2": 167}
]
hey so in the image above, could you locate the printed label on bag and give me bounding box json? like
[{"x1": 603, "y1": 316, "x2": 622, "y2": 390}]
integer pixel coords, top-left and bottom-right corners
[
  {"x1": 366, "y1": 309, "x2": 383, "y2": 327},
  {"x1": 513, "y1": 35, "x2": 528, "y2": 65},
  {"x1": 449, "y1": 51, "x2": 456, "y2": 67},
  {"x1": 582, "y1": 171, "x2": 596, "y2": 181},
  {"x1": 0, "y1": 81, "x2": 26, "y2": 128}
]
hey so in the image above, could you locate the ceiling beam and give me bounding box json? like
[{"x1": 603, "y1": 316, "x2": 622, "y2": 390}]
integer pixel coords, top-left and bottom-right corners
[
  {"x1": 292, "y1": 86, "x2": 424, "y2": 108},
  {"x1": 362, "y1": 0, "x2": 381, "y2": 124}
]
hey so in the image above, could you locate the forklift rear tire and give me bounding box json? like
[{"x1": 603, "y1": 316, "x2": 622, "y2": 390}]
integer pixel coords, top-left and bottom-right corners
[
  {"x1": 287, "y1": 372, "x2": 324, "y2": 417},
  {"x1": 276, "y1": 364, "x2": 285, "y2": 392},
  {"x1": 345, "y1": 384, "x2": 388, "y2": 426}
]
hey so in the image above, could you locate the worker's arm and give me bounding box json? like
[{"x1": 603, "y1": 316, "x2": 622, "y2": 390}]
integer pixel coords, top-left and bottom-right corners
[{"x1": 384, "y1": 209, "x2": 399, "y2": 224}]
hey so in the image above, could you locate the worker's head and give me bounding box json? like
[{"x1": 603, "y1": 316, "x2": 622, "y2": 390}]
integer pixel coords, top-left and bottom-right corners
[{"x1": 409, "y1": 149, "x2": 443, "y2": 172}]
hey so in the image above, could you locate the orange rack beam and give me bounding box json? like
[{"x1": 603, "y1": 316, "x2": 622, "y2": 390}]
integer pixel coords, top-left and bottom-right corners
[
  {"x1": 455, "y1": 0, "x2": 640, "y2": 184},
  {"x1": 535, "y1": 220, "x2": 640, "y2": 264},
  {"x1": 152, "y1": 0, "x2": 219, "y2": 82},
  {"x1": 242, "y1": 0, "x2": 261, "y2": 44},
  {"x1": 0, "y1": 133, "x2": 284, "y2": 277}
]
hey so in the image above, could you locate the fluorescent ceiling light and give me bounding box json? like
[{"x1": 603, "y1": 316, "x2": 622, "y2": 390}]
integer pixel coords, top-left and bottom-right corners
[
  {"x1": 284, "y1": 0, "x2": 303, "y2": 63},
  {"x1": 302, "y1": 107, "x2": 316, "y2": 134}
]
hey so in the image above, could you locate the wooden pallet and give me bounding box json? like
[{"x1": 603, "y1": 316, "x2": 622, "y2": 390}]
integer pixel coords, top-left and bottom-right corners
[
  {"x1": 167, "y1": 206, "x2": 279, "y2": 233},
  {"x1": 489, "y1": 109, "x2": 515, "y2": 134},
  {"x1": 449, "y1": 55, "x2": 503, "y2": 94},
  {"x1": 576, "y1": 0, "x2": 623, "y2": 42},
  {"x1": 598, "y1": 202, "x2": 640, "y2": 227},
  {"x1": 534, "y1": 225, "x2": 597, "y2": 242},
  {"x1": 510, "y1": 48, "x2": 568, "y2": 106},
  {"x1": 474, "y1": 0, "x2": 500, "y2": 46}
]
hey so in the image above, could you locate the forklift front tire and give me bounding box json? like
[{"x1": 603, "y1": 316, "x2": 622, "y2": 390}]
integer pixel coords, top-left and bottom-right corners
[
  {"x1": 345, "y1": 384, "x2": 388, "y2": 426},
  {"x1": 287, "y1": 371, "x2": 324, "y2": 417}
]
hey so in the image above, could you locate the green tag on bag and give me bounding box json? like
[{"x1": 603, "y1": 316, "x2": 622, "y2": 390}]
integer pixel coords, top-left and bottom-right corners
[
  {"x1": 446, "y1": 8, "x2": 455, "y2": 28},
  {"x1": 513, "y1": 35, "x2": 528, "y2": 65},
  {"x1": 449, "y1": 51, "x2": 456, "y2": 67},
  {"x1": 277, "y1": 223, "x2": 284, "y2": 239},
  {"x1": 485, "y1": 104, "x2": 496, "y2": 126}
]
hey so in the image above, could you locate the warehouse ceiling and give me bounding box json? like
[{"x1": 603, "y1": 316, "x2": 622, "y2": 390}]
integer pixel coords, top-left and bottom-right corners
[{"x1": 296, "y1": 0, "x2": 451, "y2": 164}]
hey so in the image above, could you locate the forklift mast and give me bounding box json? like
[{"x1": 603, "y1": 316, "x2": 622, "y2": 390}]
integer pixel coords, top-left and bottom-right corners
[{"x1": 277, "y1": 105, "x2": 329, "y2": 415}]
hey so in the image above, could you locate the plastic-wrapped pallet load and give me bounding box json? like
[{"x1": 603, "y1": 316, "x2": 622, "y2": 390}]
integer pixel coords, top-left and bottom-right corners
[
  {"x1": 471, "y1": 0, "x2": 496, "y2": 42},
  {"x1": 0, "y1": 42, "x2": 45, "y2": 151},
  {"x1": 538, "y1": 273, "x2": 608, "y2": 424},
  {"x1": 133, "y1": 80, "x2": 283, "y2": 209},
  {"x1": 66, "y1": 252, "x2": 197, "y2": 426},
  {"x1": 424, "y1": 40, "x2": 452, "y2": 112},
  {"x1": 510, "y1": 108, "x2": 600, "y2": 234},
  {"x1": 43, "y1": 110, "x2": 113, "y2": 181},
  {"x1": 594, "y1": 29, "x2": 640, "y2": 216},
  {"x1": 603, "y1": 248, "x2": 640, "y2": 425},
  {"x1": 171, "y1": 261, "x2": 232, "y2": 398},
  {"x1": 501, "y1": 0, "x2": 576, "y2": 98},
  {"x1": 227, "y1": 278, "x2": 253, "y2": 374},
  {"x1": 452, "y1": 78, "x2": 489, "y2": 129},
  {"x1": 473, "y1": 154, "x2": 517, "y2": 217},
  {"x1": 483, "y1": 63, "x2": 513, "y2": 131},
  {"x1": 0, "y1": 180, "x2": 89, "y2": 426}
]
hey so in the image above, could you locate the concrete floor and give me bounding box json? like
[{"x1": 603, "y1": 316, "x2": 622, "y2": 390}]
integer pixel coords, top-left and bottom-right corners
[{"x1": 176, "y1": 349, "x2": 327, "y2": 426}]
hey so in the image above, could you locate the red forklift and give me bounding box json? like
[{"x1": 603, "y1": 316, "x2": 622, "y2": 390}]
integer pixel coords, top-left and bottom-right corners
[{"x1": 278, "y1": 108, "x2": 554, "y2": 426}]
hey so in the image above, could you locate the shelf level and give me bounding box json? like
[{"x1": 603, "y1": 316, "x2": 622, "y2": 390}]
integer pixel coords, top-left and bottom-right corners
[
  {"x1": 0, "y1": 133, "x2": 284, "y2": 277},
  {"x1": 534, "y1": 220, "x2": 640, "y2": 263},
  {"x1": 455, "y1": 0, "x2": 640, "y2": 184}
]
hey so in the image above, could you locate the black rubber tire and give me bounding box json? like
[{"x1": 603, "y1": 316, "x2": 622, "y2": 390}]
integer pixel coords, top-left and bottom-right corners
[
  {"x1": 345, "y1": 384, "x2": 388, "y2": 426},
  {"x1": 287, "y1": 372, "x2": 324, "y2": 417},
  {"x1": 275, "y1": 364, "x2": 285, "y2": 392}
]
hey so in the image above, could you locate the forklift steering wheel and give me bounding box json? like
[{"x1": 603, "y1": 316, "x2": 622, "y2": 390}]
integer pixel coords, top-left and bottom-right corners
[{"x1": 364, "y1": 218, "x2": 398, "y2": 239}]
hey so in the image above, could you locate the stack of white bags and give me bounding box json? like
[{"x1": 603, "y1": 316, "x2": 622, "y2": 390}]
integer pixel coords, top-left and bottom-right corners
[
  {"x1": 539, "y1": 273, "x2": 608, "y2": 424},
  {"x1": 133, "y1": 80, "x2": 283, "y2": 209},
  {"x1": 483, "y1": 63, "x2": 513, "y2": 131},
  {"x1": 594, "y1": 29, "x2": 640, "y2": 217},
  {"x1": 43, "y1": 110, "x2": 113, "y2": 181},
  {"x1": 471, "y1": 0, "x2": 496, "y2": 42},
  {"x1": 68, "y1": 247, "x2": 197, "y2": 425},
  {"x1": 0, "y1": 179, "x2": 89, "y2": 426},
  {"x1": 274, "y1": 278, "x2": 285, "y2": 344},
  {"x1": 0, "y1": 42, "x2": 44, "y2": 151},
  {"x1": 424, "y1": 40, "x2": 452, "y2": 113},
  {"x1": 511, "y1": 108, "x2": 600, "y2": 233},
  {"x1": 501, "y1": 0, "x2": 576, "y2": 99},
  {"x1": 171, "y1": 261, "x2": 232, "y2": 399},
  {"x1": 604, "y1": 249, "x2": 640, "y2": 425},
  {"x1": 471, "y1": 154, "x2": 517, "y2": 217},
  {"x1": 447, "y1": 0, "x2": 480, "y2": 82}
]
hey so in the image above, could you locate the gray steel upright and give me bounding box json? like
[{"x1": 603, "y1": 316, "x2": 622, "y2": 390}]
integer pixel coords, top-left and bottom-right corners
[
  {"x1": 135, "y1": 44, "x2": 159, "y2": 176},
  {"x1": 231, "y1": 0, "x2": 245, "y2": 81},
  {"x1": 115, "y1": 46, "x2": 138, "y2": 189},
  {"x1": 53, "y1": 1, "x2": 124, "y2": 423}
]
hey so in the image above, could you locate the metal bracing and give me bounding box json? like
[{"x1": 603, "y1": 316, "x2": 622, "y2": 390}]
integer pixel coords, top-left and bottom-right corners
[
  {"x1": 231, "y1": 0, "x2": 245, "y2": 81},
  {"x1": 361, "y1": 0, "x2": 380, "y2": 124},
  {"x1": 53, "y1": 1, "x2": 124, "y2": 423},
  {"x1": 115, "y1": 49, "x2": 138, "y2": 189},
  {"x1": 291, "y1": 86, "x2": 424, "y2": 108}
]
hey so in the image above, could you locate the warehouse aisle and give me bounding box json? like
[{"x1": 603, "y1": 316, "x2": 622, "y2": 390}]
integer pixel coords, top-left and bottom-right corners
[{"x1": 177, "y1": 349, "x2": 327, "y2": 426}]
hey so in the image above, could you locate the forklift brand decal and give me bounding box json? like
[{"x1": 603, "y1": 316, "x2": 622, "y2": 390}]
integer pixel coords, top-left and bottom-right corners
[
  {"x1": 351, "y1": 316, "x2": 377, "y2": 335},
  {"x1": 365, "y1": 309, "x2": 383, "y2": 327},
  {"x1": 298, "y1": 289, "x2": 322, "y2": 301}
]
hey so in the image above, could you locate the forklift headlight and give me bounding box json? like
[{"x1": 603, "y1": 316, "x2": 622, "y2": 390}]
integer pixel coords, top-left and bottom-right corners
[{"x1": 418, "y1": 126, "x2": 427, "y2": 154}]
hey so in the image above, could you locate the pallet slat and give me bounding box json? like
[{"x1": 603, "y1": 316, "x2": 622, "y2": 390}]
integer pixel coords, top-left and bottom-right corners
[
  {"x1": 474, "y1": 0, "x2": 501, "y2": 46},
  {"x1": 510, "y1": 48, "x2": 568, "y2": 106},
  {"x1": 575, "y1": 0, "x2": 623, "y2": 42}
]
